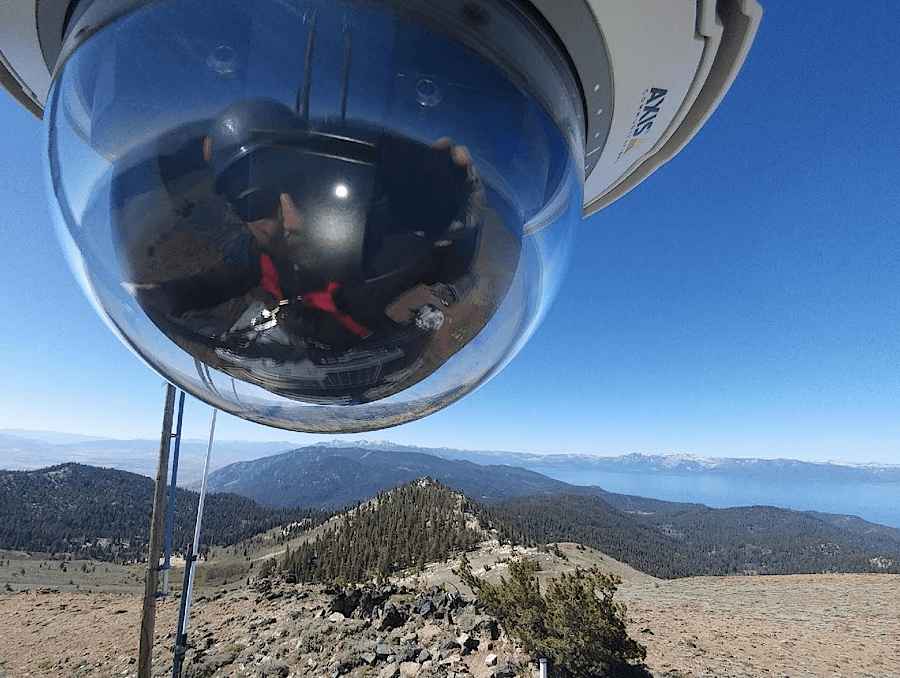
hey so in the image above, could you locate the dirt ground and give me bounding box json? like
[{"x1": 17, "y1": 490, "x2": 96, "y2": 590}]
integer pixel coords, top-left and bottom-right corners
[
  {"x1": 617, "y1": 573, "x2": 900, "y2": 678},
  {"x1": 0, "y1": 546, "x2": 897, "y2": 678}
]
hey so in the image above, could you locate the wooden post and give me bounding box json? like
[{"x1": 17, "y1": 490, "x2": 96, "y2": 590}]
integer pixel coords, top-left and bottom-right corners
[{"x1": 138, "y1": 383, "x2": 176, "y2": 678}]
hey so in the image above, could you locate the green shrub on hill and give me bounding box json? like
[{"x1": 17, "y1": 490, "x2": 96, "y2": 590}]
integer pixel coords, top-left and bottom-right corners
[{"x1": 456, "y1": 555, "x2": 647, "y2": 677}]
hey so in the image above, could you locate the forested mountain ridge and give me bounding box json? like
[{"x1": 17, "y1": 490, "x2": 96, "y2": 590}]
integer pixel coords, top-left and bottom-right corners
[
  {"x1": 280, "y1": 479, "x2": 502, "y2": 583},
  {"x1": 0, "y1": 463, "x2": 328, "y2": 562},
  {"x1": 595, "y1": 491, "x2": 900, "y2": 556},
  {"x1": 3, "y1": 461, "x2": 900, "y2": 579},
  {"x1": 490, "y1": 494, "x2": 900, "y2": 578},
  {"x1": 202, "y1": 444, "x2": 575, "y2": 509}
]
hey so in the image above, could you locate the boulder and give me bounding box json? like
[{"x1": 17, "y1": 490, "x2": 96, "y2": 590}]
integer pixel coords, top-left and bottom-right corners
[
  {"x1": 458, "y1": 634, "x2": 479, "y2": 653},
  {"x1": 379, "y1": 601, "x2": 406, "y2": 630},
  {"x1": 395, "y1": 646, "x2": 421, "y2": 663},
  {"x1": 438, "y1": 638, "x2": 461, "y2": 652}
]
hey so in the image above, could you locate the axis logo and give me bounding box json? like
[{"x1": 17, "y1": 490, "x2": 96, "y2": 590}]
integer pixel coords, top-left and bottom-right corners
[{"x1": 616, "y1": 87, "x2": 668, "y2": 162}]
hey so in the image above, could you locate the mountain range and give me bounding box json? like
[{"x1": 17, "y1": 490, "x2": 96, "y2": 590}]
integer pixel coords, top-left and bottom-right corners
[
  {"x1": 3, "y1": 431, "x2": 899, "y2": 530},
  {"x1": 200, "y1": 444, "x2": 578, "y2": 509},
  {"x1": 0, "y1": 431, "x2": 293, "y2": 484},
  {"x1": 194, "y1": 443, "x2": 900, "y2": 576},
  {"x1": 328, "y1": 440, "x2": 900, "y2": 482},
  {"x1": 3, "y1": 454, "x2": 900, "y2": 579},
  {"x1": 4, "y1": 430, "x2": 898, "y2": 485}
]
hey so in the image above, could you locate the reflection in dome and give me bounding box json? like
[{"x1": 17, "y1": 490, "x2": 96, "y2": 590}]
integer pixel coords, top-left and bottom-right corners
[
  {"x1": 45, "y1": 0, "x2": 584, "y2": 431},
  {"x1": 115, "y1": 98, "x2": 517, "y2": 405}
]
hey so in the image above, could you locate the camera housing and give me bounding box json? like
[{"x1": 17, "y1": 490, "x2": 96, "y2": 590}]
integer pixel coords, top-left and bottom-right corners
[{"x1": 0, "y1": 0, "x2": 761, "y2": 432}]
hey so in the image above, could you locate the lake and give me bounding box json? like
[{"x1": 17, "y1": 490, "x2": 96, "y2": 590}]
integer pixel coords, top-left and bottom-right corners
[{"x1": 529, "y1": 467, "x2": 900, "y2": 529}]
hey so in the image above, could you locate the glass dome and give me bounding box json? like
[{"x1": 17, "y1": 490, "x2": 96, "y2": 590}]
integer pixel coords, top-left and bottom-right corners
[{"x1": 45, "y1": 0, "x2": 585, "y2": 432}]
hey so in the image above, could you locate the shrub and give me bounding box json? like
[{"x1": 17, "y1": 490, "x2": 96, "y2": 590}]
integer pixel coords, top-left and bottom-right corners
[{"x1": 456, "y1": 555, "x2": 647, "y2": 677}]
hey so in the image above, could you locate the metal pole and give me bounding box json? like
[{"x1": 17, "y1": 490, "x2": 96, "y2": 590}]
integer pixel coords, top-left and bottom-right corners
[
  {"x1": 138, "y1": 383, "x2": 176, "y2": 678},
  {"x1": 162, "y1": 390, "x2": 186, "y2": 595},
  {"x1": 172, "y1": 408, "x2": 217, "y2": 678}
]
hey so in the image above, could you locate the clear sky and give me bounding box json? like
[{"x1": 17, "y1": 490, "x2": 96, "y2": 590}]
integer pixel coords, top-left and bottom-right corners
[{"x1": 0, "y1": 1, "x2": 897, "y2": 464}]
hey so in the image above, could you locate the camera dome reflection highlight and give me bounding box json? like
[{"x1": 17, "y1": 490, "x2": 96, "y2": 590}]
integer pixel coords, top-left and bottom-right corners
[{"x1": 45, "y1": 0, "x2": 583, "y2": 431}]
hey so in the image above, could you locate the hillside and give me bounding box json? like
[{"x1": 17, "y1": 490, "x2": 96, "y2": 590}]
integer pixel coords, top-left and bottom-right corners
[
  {"x1": 3, "y1": 460, "x2": 900, "y2": 579},
  {"x1": 280, "y1": 479, "x2": 512, "y2": 583},
  {"x1": 0, "y1": 463, "x2": 328, "y2": 562},
  {"x1": 201, "y1": 444, "x2": 575, "y2": 508},
  {"x1": 1, "y1": 554, "x2": 898, "y2": 678},
  {"x1": 1, "y1": 467, "x2": 900, "y2": 678},
  {"x1": 0, "y1": 432, "x2": 295, "y2": 484},
  {"x1": 490, "y1": 494, "x2": 900, "y2": 578}
]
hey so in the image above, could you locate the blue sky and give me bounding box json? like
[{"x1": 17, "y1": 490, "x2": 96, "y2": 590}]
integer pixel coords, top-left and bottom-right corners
[{"x1": 0, "y1": 1, "x2": 898, "y2": 463}]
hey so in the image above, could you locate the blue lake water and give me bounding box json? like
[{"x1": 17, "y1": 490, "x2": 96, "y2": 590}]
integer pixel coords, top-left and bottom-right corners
[{"x1": 528, "y1": 467, "x2": 900, "y2": 529}]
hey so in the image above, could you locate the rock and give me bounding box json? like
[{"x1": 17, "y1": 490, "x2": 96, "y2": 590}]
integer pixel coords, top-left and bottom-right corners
[
  {"x1": 328, "y1": 612, "x2": 345, "y2": 623},
  {"x1": 399, "y1": 661, "x2": 421, "y2": 678},
  {"x1": 495, "y1": 659, "x2": 518, "y2": 678},
  {"x1": 331, "y1": 587, "x2": 364, "y2": 617},
  {"x1": 473, "y1": 619, "x2": 499, "y2": 640},
  {"x1": 439, "y1": 638, "x2": 461, "y2": 651},
  {"x1": 259, "y1": 661, "x2": 289, "y2": 678},
  {"x1": 458, "y1": 634, "x2": 479, "y2": 654},
  {"x1": 355, "y1": 587, "x2": 385, "y2": 618},
  {"x1": 395, "y1": 646, "x2": 421, "y2": 663},
  {"x1": 484, "y1": 654, "x2": 498, "y2": 667},
  {"x1": 378, "y1": 664, "x2": 400, "y2": 678},
  {"x1": 360, "y1": 652, "x2": 377, "y2": 666},
  {"x1": 380, "y1": 601, "x2": 406, "y2": 630},
  {"x1": 375, "y1": 643, "x2": 393, "y2": 659}
]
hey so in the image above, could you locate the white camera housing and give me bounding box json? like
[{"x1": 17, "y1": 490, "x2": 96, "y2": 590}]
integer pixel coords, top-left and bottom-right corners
[
  {"x1": 0, "y1": 0, "x2": 761, "y2": 432},
  {"x1": 1, "y1": 0, "x2": 761, "y2": 214}
]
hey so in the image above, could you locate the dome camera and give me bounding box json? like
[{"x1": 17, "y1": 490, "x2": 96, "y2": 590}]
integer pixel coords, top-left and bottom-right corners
[{"x1": 0, "y1": 0, "x2": 761, "y2": 432}]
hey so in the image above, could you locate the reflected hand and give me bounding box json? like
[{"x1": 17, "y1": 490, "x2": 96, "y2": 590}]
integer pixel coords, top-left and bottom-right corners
[{"x1": 431, "y1": 137, "x2": 485, "y2": 248}]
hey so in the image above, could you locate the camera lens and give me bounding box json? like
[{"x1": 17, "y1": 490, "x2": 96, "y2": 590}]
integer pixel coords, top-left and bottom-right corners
[{"x1": 45, "y1": 0, "x2": 584, "y2": 432}]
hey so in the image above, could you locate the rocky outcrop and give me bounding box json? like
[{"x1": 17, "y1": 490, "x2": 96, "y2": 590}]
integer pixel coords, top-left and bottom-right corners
[{"x1": 175, "y1": 579, "x2": 527, "y2": 678}]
